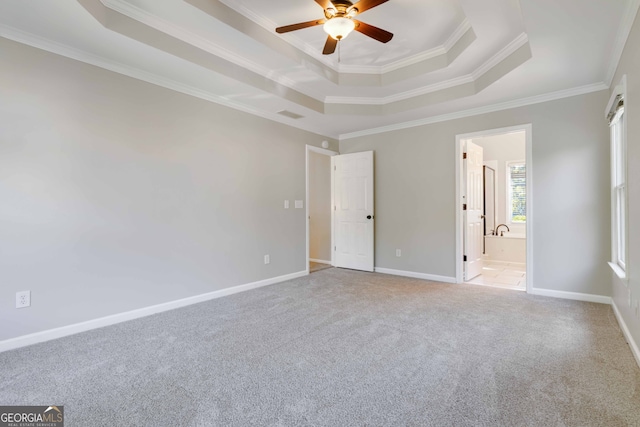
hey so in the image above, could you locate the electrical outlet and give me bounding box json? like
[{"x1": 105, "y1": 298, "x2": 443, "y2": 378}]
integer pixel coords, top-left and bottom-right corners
[
  {"x1": 16, "y1": 291, "x2": 31, "y2": 309},
  {"x1": 284, "y1": 200, "x2": 289, "y2": 209},
  {"x1": 396, "y1": 249, "x2": 401, "y2": 257},
  {"x1": 264, "y1": 254, "x2": 270, "y2": 265},
  {"x1": 295, "y1": 200, "x2": 303, "y2": 209}
]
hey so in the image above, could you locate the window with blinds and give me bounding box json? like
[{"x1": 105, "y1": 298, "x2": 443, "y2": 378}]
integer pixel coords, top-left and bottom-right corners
[
  {"x1": 507, "y1": 162, "x2": 526, "y2": 223},
  {"x1": 610, "y1": 99, "x2": 626, "y2": 270}
]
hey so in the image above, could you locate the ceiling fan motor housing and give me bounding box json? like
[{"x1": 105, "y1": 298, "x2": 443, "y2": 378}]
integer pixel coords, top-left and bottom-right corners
[{"x1": 324, "y1": 0, "x2": 357, "y2": 19}]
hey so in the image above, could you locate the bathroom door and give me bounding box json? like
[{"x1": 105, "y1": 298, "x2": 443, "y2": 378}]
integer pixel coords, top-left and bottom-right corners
[
  {"x1": 464, "y1": 141, "x2": 484, "y2": 281},
  {"x1": 332, "y1": 151, "x2": 374, "y2": 272}
]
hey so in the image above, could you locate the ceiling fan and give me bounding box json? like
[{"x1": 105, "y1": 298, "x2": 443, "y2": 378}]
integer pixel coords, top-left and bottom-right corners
[{"x1": 275, "y1": 0, "x2": 393, "y2": 55}]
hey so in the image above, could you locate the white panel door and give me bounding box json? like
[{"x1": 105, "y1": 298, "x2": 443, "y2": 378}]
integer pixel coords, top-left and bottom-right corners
[
  {"x1": 464, "y1": 141, "x2": 484, "y2": 281},
  {"x1": 333, "y1": 151, "x2": 374, "y2": 272}
]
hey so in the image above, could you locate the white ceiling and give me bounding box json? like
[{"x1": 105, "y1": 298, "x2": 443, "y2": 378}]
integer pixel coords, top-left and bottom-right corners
[{"x1": 0, "y1": 0, "x2": 636, "y2": 139}]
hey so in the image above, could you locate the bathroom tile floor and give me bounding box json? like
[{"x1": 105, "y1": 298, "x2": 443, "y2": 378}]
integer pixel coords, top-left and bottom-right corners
[{"x1": 465, "y1": 261, "x2": 526, "y2": 291}]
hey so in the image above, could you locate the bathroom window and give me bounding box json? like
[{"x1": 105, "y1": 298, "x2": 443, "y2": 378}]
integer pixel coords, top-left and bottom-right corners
[
  {"x1": 609, "y1": 81, "x2": 626, "y2": 274},
  {"x1": 507, "y1": 161, "x2": 526, "y2": 223}
]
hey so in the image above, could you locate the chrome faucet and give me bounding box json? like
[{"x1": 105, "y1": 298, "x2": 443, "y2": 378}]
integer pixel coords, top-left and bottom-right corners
[{"x1": 495, "y1": 224, "x2": 510, "y2": 236}]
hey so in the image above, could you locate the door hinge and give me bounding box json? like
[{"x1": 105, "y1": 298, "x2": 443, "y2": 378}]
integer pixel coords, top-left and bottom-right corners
[
  {"x1": 334, "y1": 246, "x2": 336, "y2": 251},
  {"x1": 463, "y1": 204, "x2": 467, "y2": 210},
  {"x1": 464, "y1": 255, "x2": 467, "y2": 262},
  {"x1": 334, "y1": 206, "x2": 336, "y2": 211},
  {"x1": 334, "y1": 165, "x2": 336, "y2": 171},
  {"x1": 463, "y1": 152, "x2": 467, "y2": 159}
]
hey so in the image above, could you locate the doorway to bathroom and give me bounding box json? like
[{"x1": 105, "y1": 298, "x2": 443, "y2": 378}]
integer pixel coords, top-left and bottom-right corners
[{"x1": 455, "y1": 125, "x2": 533, "y2": 292}]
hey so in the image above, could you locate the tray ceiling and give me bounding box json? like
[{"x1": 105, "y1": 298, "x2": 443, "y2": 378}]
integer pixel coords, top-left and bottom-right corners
[{"x1": 0, "y1": 0, "x2": 635, "y2": 138}]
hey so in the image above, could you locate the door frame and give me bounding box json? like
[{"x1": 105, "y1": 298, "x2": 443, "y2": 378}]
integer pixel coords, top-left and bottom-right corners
[
  {"x1": 306, "y1": 144, "x2": 339, "y2": 274},
  {"x1": 454, "y1": 124, "x2": 533, "y2": 293}
]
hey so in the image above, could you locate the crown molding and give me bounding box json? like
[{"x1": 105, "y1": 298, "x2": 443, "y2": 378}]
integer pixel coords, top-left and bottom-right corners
[
  {"x1": 472, "y1": 33, "x2": 528, "y2": 79},
  {"x1": 100, "y1": 0, "x2": 308, "y2": 96},
  {"x1": 324, "y1": 33, "x2": 528, "y2": 106},
  {"x1": 338, "y1": 19, "x2": 473, "y2": 75},
  {"x1": 444, "y1": 19, "x2": 473, "y2": 52},
  {"x1": 0, "y1": 25, "x2": 335, "y2": 139},
  {"x1": 339, "y1": 82, "x2": 608, "y2": 140},
  {"x1": 325, "y1": 75, "x2": 474, "y2": 105},
  {"x1": 605, "y1": 0, "x2": 640, "y2": 86}
]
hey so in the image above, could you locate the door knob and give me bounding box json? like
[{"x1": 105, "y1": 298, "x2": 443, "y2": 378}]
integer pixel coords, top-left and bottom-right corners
[{"x1": 367, "y1": 215, "x2": 372, "y2": 219}]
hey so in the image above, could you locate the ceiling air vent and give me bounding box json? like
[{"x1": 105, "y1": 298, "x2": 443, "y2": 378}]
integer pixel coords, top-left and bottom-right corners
[{"x1": 277, "y1": 110, "x2": 304, "y2": 120}]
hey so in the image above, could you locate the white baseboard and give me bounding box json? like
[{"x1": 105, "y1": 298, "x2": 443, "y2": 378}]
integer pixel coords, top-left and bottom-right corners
[
  {"x1": 0, "y1": 270, "x2": 308, "y2": 353},
  {"x1": 309, "y1": 259, "x2": 332, "y2": 265},
  {"x1": 374, "y1": 267, "x2": 456, "y2": 284},
  {"x1": 611, "y1": 300, "x2": 640, "y2": 369},
  {"x1": 530, "y1": 287, "x2": 612, "y2": 304}
]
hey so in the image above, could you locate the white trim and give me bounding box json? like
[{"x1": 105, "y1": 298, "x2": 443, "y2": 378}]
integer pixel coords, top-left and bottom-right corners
[
  {"x1": 339, "y1": 83, "x2": 607, "y2": 140},
  {"x1": 307, "y1": 145, "x2": 338, "y2": 157},
  {"x1": 530, "y1": 288, "x2": 612, "y2": 305},
  {"x1": 455, "y1": 124, "x2": 533, "y2": 294},
  {"x1": 605, "y1": 0, "x2": 640, "y2": 86},
  {"x1": 102, "y1": 0, "x2": 300, "y2": 90},
  {"x1": 608, "y1": 75, "x2": 628, "y2": 276},
  {"x1": 306, "y1": 145, "x2": 339, "y2": 274},
  {"x1": 0, "y1": 24, "x2": 334, "y2": 139},
  {"x1": 326, "y1": 33, "x2": 527, "y2": 106},
  {"x1": 612, "y1": 299, "x2": 640, "y2": 368},
  {"x1": 472, "y1": 33, "x2": 528, "y2": 80},
  {"x1": 608, "y1": 262, "x2": 628, "y2": 283},
  {"x1": 0, "y1": 270, "x2": 307, "y2": 353},
  {"x1": 374, "y1": 268, "x2": 457, "y2": 284},
  {"x1": 326, "y1": 75, "x2": 474, "y2": 105},
  {"x1": 443, "y1": 19, "x2": 473, "y2": 52},
  {"x1": 309, "y1": 259, "x2": 332, "y2": 265},
  {"x1": 339, "y1": 20, "x2": 472, "y2": 74}
]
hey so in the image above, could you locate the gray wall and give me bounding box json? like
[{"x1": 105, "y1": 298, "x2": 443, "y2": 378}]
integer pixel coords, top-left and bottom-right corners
[
  {"x1": 611, "y1": 11, "x2": 640, "y2": 352},
  {"x1": 0, "y1": 38, "x2": 336, "y2": 341},
  {"x1": 308, "y1": 151, "x2": 331, "y2": 262},
  {"x1": 340, "y1": 90, "x2": 611, "y2": 296}
]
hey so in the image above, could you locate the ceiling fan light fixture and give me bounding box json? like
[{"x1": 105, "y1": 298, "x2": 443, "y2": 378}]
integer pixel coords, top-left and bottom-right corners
[{"x1": 323, "y1": 17, "x2": 355, "y2": 40}]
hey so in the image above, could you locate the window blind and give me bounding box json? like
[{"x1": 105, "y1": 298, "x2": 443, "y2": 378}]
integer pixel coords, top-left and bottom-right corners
[{"x1": 509, "y1": 164, "x2": 526, "y2": 222}]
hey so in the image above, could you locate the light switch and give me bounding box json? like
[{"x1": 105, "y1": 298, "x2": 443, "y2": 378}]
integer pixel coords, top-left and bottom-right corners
[
  {"x1": 284, "y1": 200, "x2": 290, "y2": 209},
  {"x1": 295, "y1": 200, "x2": 303, "y2": 209}
]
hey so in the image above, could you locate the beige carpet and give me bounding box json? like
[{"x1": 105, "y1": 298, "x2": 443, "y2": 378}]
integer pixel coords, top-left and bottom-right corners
[{"x1": 1, "y1": 268, "x2": 639, "y2": 426}]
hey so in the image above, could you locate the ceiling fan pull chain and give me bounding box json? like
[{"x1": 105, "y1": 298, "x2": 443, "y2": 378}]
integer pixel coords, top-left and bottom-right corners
[{"x1": 338, "y1": 40, "x2": 341, "y2": 63}]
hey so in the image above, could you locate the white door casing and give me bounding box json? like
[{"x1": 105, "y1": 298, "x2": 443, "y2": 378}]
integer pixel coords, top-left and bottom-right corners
[
  {"x1": 332, "y1": 151, "x2": 374, "y2": 272},
  {"x1": 464, "y1": 141, "x2": 484, "y2": 281}
]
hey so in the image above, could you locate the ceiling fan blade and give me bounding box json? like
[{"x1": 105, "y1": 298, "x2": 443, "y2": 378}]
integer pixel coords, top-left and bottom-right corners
[
  {"x1": 348, "y1": 0, "x2": 389, "y2": 15},
  {"x1": 322, "y1": 36, "x2": 338, "y2": 55},
  {"x1": 315, "y1": 0, "x2": 335, "y2": 10},
  {"x1": 276, "y1": 19, "x2": 326, "y2": 34},
  {"x1": 353, "y1": 20, "x2": 393, "y2": 43}
]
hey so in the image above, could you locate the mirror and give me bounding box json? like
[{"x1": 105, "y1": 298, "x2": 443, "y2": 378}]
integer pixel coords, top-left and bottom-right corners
[{"x1": 483, "y1": 166, "x2": 496, "y2": 236}]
